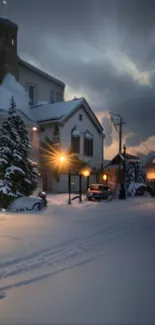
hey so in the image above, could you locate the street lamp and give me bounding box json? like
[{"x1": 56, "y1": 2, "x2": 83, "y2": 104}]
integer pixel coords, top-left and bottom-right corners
[
  {"x1": 79, "y1": 167, "x2": 91, "y2": 202},
  {"x1": 55, "y1": 152, "x2": 72, "y2": 205},
  {"x1": 32, "y1": 127, "x2": 38, "y2": 131},
  {"x1": 103, "y1": 174, "x2": 108, "y2": 182}
]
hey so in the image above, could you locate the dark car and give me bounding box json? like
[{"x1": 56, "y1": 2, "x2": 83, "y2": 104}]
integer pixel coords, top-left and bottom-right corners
[{"x1": 87, "y1": 184, "x2": 111, "y2": 201}]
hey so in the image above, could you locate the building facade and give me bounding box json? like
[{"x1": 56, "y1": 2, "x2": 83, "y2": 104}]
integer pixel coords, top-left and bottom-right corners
[
  {"x1": 0, "y1": 17, "x2": 105, "y2": 193},
  {"x1": 33, "y1": 98, "x2": 104, "y2": 192}
]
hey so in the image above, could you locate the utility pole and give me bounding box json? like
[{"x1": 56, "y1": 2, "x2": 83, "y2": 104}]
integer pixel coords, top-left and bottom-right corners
[
  {"x1": 110, "y1": 112, "x2": 126, "y2": 155},
  {"x1": 109, "y1": 112, "x2": 126, "y2": 192}
]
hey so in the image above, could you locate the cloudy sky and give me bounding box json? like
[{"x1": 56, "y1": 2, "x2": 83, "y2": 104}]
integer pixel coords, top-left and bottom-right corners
[{"x1": 3, "y1": 0, "x2": 155, "y2": 158}]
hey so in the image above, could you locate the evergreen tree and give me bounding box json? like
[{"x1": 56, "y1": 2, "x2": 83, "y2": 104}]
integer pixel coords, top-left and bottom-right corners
[
  {"x1": 6, "y1": 97, "x2": 38, "y2": 196},
  {"x1": 0, "y1": 97, "x2": 38, "y2": 207},
  {"x1": 0, "y1": 119, "x2": 16, "y2": 208},
  {"x1": 52, "y1": 124, "x2": 60, "y2": 152}
]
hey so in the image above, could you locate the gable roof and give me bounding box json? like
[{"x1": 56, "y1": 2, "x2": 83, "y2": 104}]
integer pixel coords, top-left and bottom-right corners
[
  {"x1": 108, "y1": 153, "x2": 140, "y2": 166},
  {"x1": 18, "y1": 58, "x2": 65, "y2": 88},
  {"x1": 31, "y1": 98, "x2": 104, "y2": 134}
]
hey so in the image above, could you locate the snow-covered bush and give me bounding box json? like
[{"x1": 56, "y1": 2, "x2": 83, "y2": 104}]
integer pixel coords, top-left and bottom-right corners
[
  {"x1": 0, "y1": 97, "x2": 38, "y2": 208},
  {"x1": 125, "y1": 160, "x2": 145, "y2": 195}
]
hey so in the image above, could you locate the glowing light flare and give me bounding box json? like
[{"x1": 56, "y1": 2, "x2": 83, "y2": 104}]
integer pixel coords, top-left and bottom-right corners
[
  {"x1": 33, "y1": 127, "x2": 38, "y2": 131},
  {"x1": 59, "y1": 155, "x2": 66, "y2": 163},
  {"x1": 52, "y1": 151, "x2": 71, "y2": 170},
  {"x1": 80, "y1": 167, "x2": 91, "y2": 177},
  {"x1": 103, "y1": 174, "x2": 108, "y2": 181},
  {"x1": 147, "y1": 172, "x2": 155, "y2": 180},
  {"x1": 82, "y1": 170, "x2": 90, "y2": 177}
]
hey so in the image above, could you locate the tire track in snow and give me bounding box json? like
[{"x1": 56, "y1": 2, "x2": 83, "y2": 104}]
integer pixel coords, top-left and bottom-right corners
[
  {"x1": 0, "y1": 219, "x2": 129, "y2": 278},
  {"x1": 1, "y1": 213, "x2": 155, "y2": 294}
]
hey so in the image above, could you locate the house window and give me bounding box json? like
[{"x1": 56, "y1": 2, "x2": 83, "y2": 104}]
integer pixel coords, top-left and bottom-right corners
[
  {"x1": 79, "y1": 114, "x2": 83, "y2": 121},
  {"x1": 55, "y1": 92, "x2": 62, "y2": 102},
  {"x1": 50, "y1": 91, "x2": 62, "y2": 103},
  {"x1": 84, "y1": 134, "x2": 93, "y2": 156},
  {"x1": 50, "y1": 90, "x2": 55, "y2": 103},
  {"x1": 71, "y1": 136, "x2": 80, "y2": 153},
  {"x1": 27, "y1": 84, "x2": 36, "y2": 106},
  {"x1": 71, "y1": 130, "x2": 80, "y2": 153}
]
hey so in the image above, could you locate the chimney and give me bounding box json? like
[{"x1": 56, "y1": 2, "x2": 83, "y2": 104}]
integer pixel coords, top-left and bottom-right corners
[{"x1": 0, "y1": 18, "x2": 18, "y2": 83}]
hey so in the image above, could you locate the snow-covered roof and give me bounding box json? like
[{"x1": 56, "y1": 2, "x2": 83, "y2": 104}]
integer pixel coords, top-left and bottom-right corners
[
  {"x1": 32, "y1": 98, "x2": 103, "y2": 133},
  {"x1": 32, "y1": 98, "x2": 84, "y2": 123},
  {"x1": 0, "y1": 73, "x2": 36, "y2": 124}
]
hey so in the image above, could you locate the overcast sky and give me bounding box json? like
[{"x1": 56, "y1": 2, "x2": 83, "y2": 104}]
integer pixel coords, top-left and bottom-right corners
[{"x1": 3, "y1": 0, "x2": 155, "y2": 158}]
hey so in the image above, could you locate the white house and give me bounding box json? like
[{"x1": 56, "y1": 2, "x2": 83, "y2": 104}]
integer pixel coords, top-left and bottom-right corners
[
  {"x1": 0, "y1": 17, "x2": 105, "y2": 193},
  {"x1": 32, "y1": 98, "x2": 105, "y2": 192}
]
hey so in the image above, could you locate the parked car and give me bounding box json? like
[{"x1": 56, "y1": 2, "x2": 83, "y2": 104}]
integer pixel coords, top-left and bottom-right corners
[{"x1": 87, "y1": 184, "x2": 111, "y2": 201}]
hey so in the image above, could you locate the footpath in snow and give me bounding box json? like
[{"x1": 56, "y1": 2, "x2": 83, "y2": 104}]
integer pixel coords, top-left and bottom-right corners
[{"x1": 0, "y1": 195, "x2": 155, "y2": 324}]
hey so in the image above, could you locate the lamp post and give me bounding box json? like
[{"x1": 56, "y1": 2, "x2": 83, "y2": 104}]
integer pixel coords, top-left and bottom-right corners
[
  {"x1": 103, "y1": 173, "x2": 108, "y2": 184},
  {"x1": 80, "y1": 167, "x2": 91, "y2": 202},
  {"x1": 79, "y1": 173, "x2": 82, "y2": 203},
  {"x1": 57, "y1": 152, "x2": 72, "y2": 205},
  {"x1": 68, "y1": 171, "x2": 71, "y2": 205}
]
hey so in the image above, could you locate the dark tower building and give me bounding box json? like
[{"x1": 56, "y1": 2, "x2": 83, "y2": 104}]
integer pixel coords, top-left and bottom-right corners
[{"x1": 0, "y1": 17, "x2": 18, "y2": 83}]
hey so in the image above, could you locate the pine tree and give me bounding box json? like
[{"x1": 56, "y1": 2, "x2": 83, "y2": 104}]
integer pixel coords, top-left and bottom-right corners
[
  {"x1": 0, "y1": 97, "x2": 38, "y2": 207},
  {"x1": 5, "y1": 97, "x2": 38, "y2": 196},
  {"x1": 52, "y1": 124, "x2": 60, "y2": 151},
  {"x1": 0, "y1": 119, "x2": 17, "y2": 208}
]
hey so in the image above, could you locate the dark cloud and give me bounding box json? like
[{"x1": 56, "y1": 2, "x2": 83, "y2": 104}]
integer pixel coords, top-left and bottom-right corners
[{"x1": 4, "y1": 0, "x2": 155, "y2": 153}]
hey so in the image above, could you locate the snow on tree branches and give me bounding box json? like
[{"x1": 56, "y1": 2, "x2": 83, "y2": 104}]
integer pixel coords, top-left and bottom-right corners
[{"x1": 0, "y1": 96, "x2": 38, "y2": 208}]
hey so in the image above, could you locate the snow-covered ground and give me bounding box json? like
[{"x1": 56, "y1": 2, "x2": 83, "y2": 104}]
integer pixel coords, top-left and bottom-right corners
[{"x1": 0, "y1": 195, "x2": 155, "y2": 324}]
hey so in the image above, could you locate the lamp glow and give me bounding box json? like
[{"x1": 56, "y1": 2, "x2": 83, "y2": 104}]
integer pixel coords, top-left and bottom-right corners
[
  {"x1": 80, "y1": 168, "x2": 91, "y2": 177},
  {"x1": 33, "y1": 127, "x2": 37, "y2": 131},
  {"x1": 103, "y1": 174, "x2": 108, "y2": 181},
  {"x1": 59, "y1": 155, "x2": 66, "y2": 163}
]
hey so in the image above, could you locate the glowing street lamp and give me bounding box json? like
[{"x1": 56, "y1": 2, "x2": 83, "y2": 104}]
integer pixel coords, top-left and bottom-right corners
[
  {"x1": 54, "y1": 151, "x2": 72, "y2": 205},
  {"x1": 59, "y1": 155, "x2": 66, "y2": 163},
  {"x1": 79, "y1": 167, "x2": 91, "y2": 202},
  {"x1": 103, "y1": 174, "x2": 108, "y2": 181},
  {"x1": 81, "y1": 169, "x2": 91, "y2": 178},
  {"x1": 32, "y1": 127, "x2": 38, "y2": 131}
]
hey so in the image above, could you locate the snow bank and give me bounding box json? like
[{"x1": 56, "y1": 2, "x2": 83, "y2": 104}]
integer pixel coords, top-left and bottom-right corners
[
  {"x1": 127, "y1": 182, "x2": 146, "y2": 197},
  {"x1": 9, "y1": 196, "x2": 43, "y2": 212}
]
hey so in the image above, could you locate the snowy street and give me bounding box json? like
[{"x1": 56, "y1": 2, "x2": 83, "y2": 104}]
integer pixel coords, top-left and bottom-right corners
[{"x1": 0, "y1": 195, "x2": 155, "y2": 324}]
